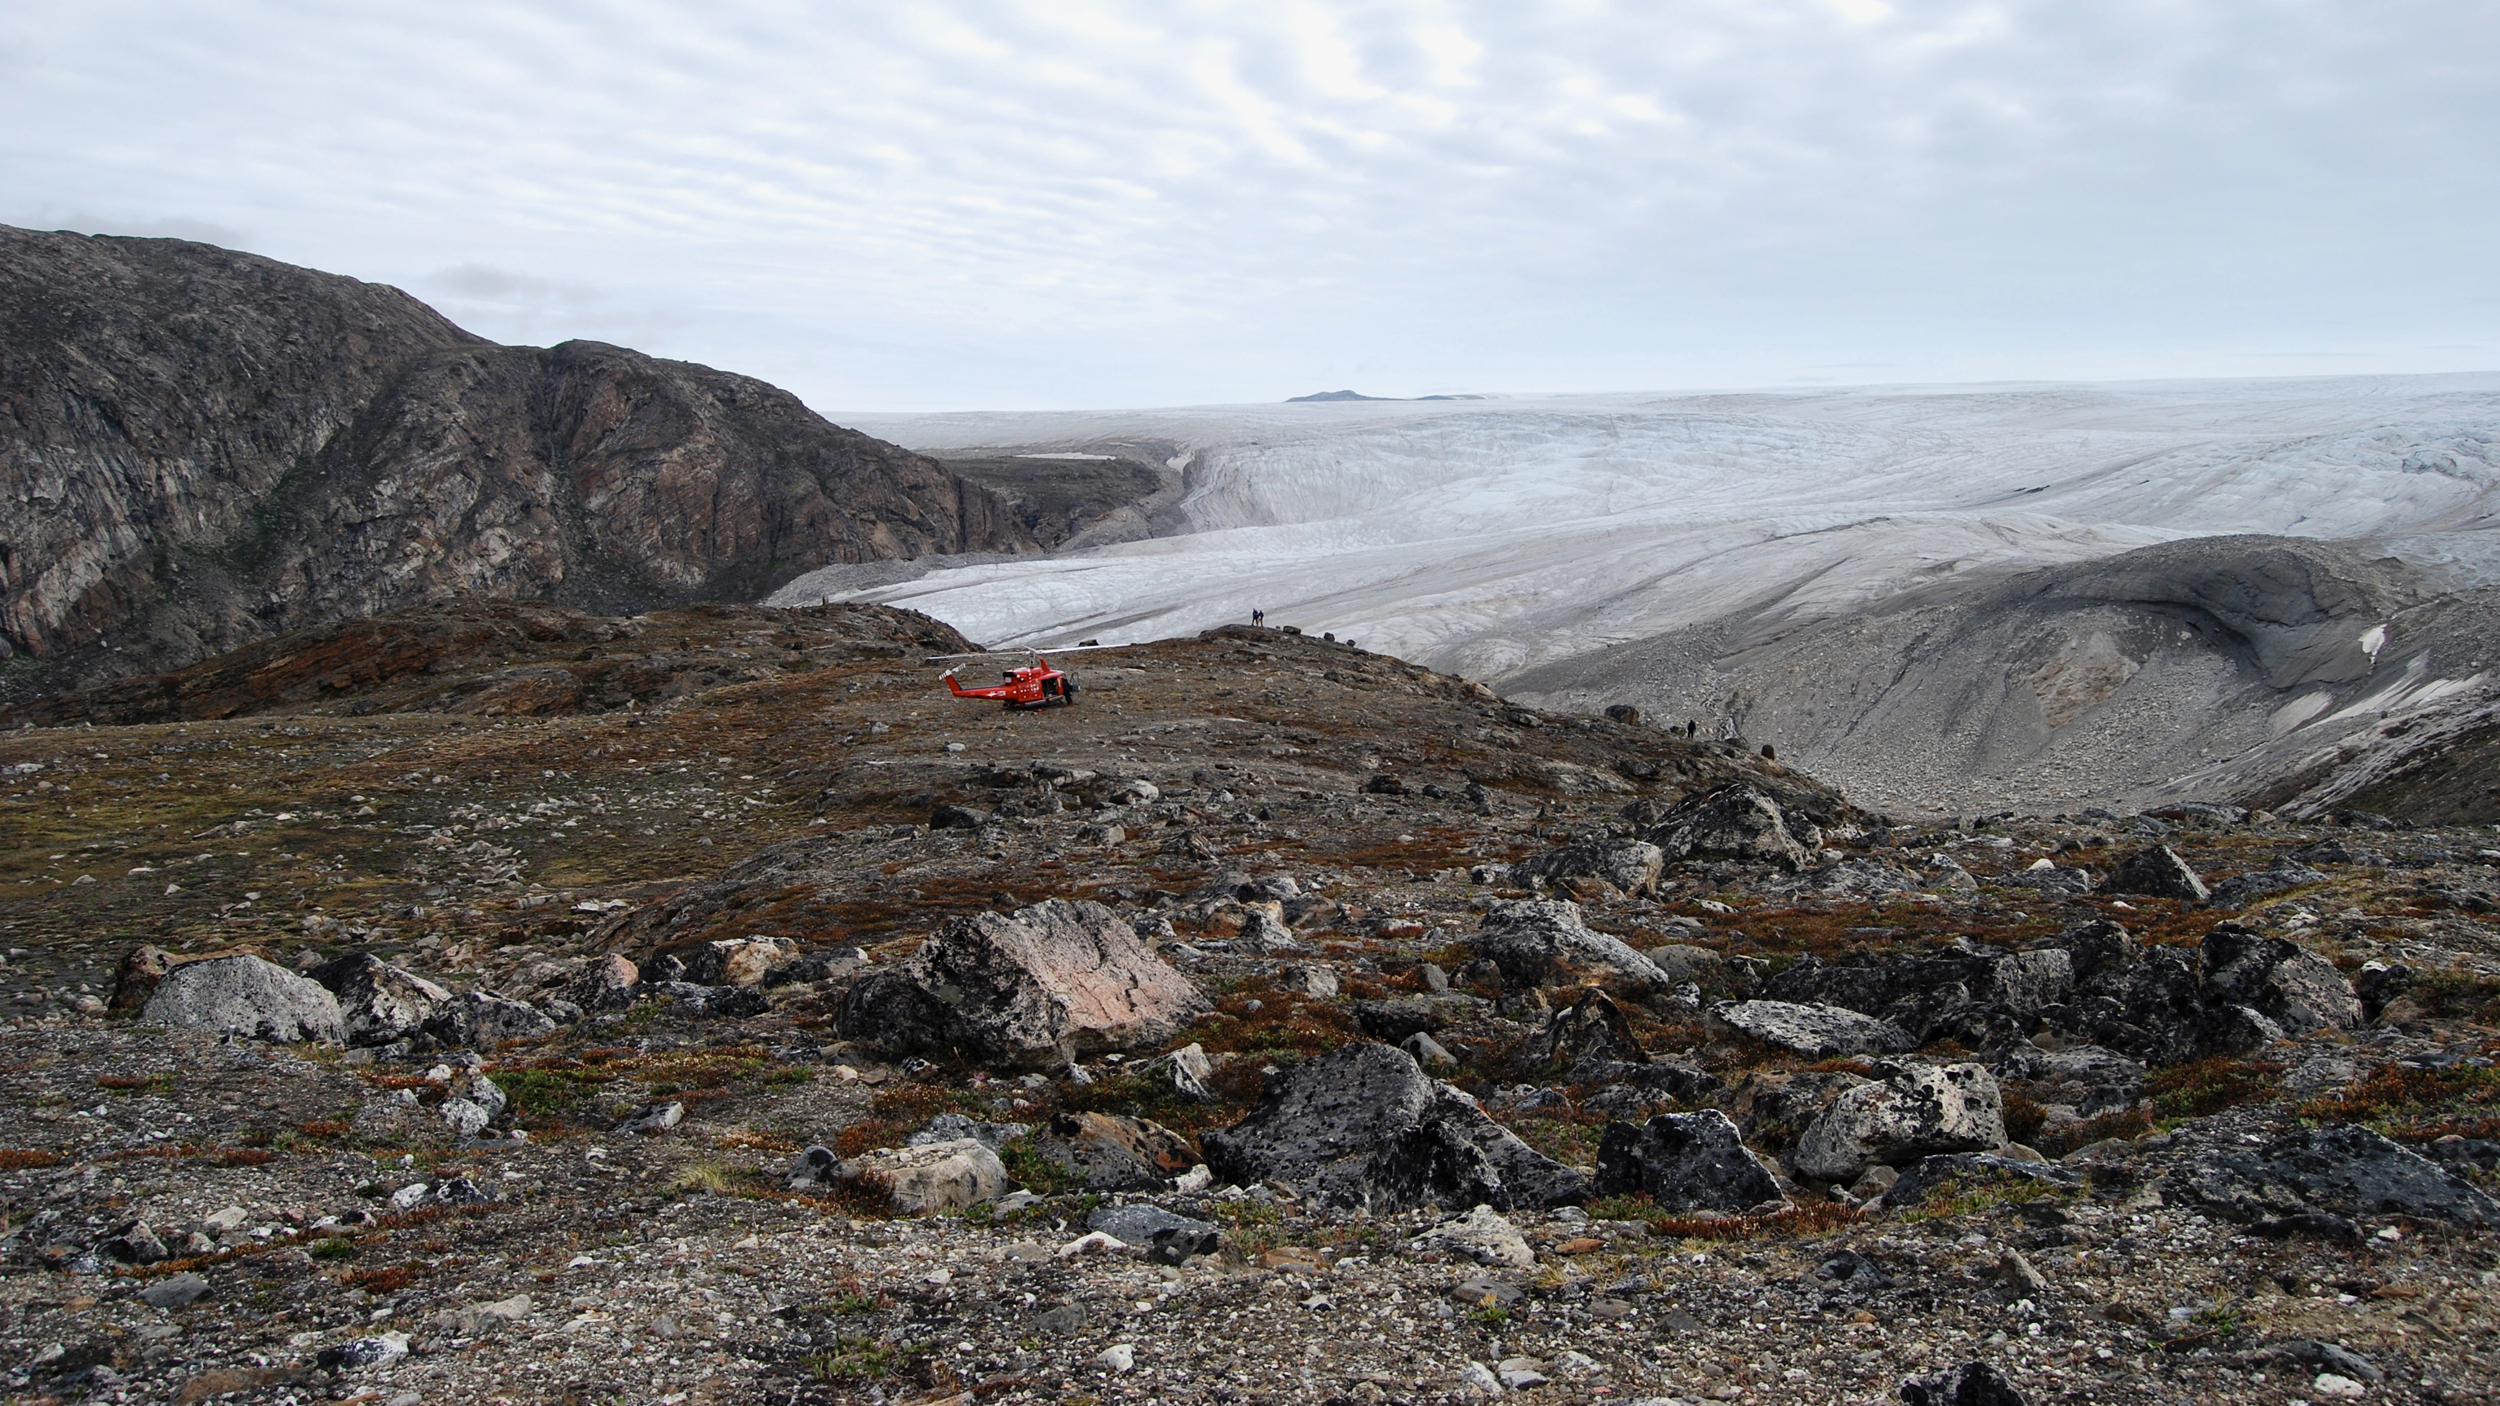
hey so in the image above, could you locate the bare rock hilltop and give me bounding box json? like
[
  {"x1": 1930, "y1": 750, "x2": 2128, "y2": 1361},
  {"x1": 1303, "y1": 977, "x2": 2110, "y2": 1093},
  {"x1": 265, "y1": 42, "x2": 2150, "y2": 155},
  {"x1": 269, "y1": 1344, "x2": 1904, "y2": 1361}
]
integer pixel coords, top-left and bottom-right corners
[{"x1": 0, "y1": 225, "x2": 1042, "y2": 702}]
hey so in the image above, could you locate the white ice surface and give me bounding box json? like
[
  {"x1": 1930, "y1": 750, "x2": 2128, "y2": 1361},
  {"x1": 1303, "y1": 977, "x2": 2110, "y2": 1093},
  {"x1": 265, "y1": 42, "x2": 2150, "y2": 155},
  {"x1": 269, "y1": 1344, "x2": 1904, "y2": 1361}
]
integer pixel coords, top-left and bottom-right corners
[{"x1": 780, "y1": 375, "x2": 2500, "y2": 682}]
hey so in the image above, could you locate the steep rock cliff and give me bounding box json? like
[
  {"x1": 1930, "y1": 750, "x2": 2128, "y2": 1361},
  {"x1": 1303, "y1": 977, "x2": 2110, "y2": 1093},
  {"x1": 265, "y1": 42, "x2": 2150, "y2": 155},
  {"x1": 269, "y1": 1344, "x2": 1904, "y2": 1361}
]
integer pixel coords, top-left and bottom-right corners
[{"x1": 0, "y1": 226, "x2": 1034, "y2": 700}]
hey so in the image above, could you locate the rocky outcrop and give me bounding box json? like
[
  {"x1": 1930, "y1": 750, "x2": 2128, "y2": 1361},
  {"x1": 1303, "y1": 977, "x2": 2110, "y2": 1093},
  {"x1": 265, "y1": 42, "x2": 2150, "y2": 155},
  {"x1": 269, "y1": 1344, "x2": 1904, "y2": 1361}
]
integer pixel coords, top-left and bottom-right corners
[
  {"x1": 1592, "y1": 1111, "x2": 1786, "y2": 1212},
  {"x1": 142, "y1": 954, "x2": 344, "y2": 1043},
  {"x1": 307, "y1": 953, "x2": 451, "y2": 1046},
  {"x1": 2171, "y1": 1124, "x2": 2496, "y2": 1231},
  {"x1": 421, "y1": 992, "x2": 557, "y2": 1050},
  {"x1": 1512, "y1": 840, "x2": 1666, "y2": 898},
  {"x1": 2200, "y1": 925, "x2": 2363, "y2": 1036},
  {"x1": 1752, "y1": 919, "x2": 2359, "y2": 1065},
  {"x1": 836, "y1": 899, "x2": 1208, "y2": 1068},
  {"x1": 1471, "y1": 900, "x2": 1669, "y2": 991},
  {"x1": 1710, "y1": 1000, "x2": 1913, "y2": 1058},
  {"x1": 0, "y1": 225, "x2": 1039, "y2": 696},
  {"x1": 1630, "y1": 786, "x2": 1816, "y2": 870},
  {"x1": 1793, "y1": 1062, "x2": 2008, "y2": 1181},
  {"x1": 1200, "y1": 1042, "x2": 1587, "y2": 1213}
]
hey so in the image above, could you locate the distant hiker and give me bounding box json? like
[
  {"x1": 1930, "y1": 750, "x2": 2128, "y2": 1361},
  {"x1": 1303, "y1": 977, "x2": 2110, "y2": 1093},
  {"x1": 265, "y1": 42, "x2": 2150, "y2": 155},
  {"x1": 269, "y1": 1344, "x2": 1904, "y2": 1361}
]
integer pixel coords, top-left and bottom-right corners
[{"x1": 1252, "y1": 608, "x2": 1265, "y2": 626}]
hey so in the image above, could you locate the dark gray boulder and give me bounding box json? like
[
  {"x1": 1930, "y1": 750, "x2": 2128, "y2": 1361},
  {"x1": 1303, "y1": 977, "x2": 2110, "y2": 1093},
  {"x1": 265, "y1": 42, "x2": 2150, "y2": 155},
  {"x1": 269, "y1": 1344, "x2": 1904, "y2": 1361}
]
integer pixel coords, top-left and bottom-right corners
[
  {"x1": 2207, "y1": 865, "x2": 2328, "y2": 910},
  {"x1": 2106, "y1": 845, "x2": 2210, "y2": 902},
  {"x1": 142, "y1": 954, "x2": 344, "y2": 1043},
  {"x1": 307, "y1": 953, "x2": 452, "y2": 1046},
  {"x1": 1592, "y1": 1111, "x2": 1784, "y2": 1212},
  {"x1": 1899, "y1": 1360, "x2": 2029, "y2": 1406},
  {"x1": 1354, "y1": 998, "x2": 1445, "y2": 1042},
  {"x1": 1087, "y1": 1204, "x2": 1222, "y2": 1262},
  {"x1": 1472, "y1": 900, "x2": 1669, "y2": 990},
  {"x1": 2199, "y1": 925, "x2": 2360, "y2": 1036},
  {"x1": 637, "y1": 981, "x2": 770, "y2": 1018},
  {"x1": 2170, "y1": 1124, "x2": 2497, "y2": 1229},
  {"x1": 422, "y1": 991, "x2": 558, "y2": 1049},
  {"x1": 1632, "y1": 785, "x2": 1814, "y2": 870},
  {"x1": 1199, "y1": 1042, "x2": 1587, "y2": 1213}
]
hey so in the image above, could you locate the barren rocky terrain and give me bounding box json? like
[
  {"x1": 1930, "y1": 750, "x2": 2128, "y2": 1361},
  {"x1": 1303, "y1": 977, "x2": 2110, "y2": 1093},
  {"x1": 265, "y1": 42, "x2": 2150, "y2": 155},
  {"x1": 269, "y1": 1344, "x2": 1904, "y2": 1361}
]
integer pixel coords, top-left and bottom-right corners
[
  {"x1": 0, "y1": 225, "x2": 1041, "y2": 704},
  {"x1": 1, "y1": 605, "x2": 2496, "y2": 1406}
]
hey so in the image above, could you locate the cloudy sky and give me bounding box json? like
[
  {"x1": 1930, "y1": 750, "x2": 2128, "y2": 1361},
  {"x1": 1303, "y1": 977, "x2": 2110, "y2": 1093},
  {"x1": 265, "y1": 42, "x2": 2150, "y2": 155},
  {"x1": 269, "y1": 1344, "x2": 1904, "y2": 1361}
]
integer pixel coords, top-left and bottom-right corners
[{"x1": 5, "y1": 1, "x2": 2494, "y2": 412}]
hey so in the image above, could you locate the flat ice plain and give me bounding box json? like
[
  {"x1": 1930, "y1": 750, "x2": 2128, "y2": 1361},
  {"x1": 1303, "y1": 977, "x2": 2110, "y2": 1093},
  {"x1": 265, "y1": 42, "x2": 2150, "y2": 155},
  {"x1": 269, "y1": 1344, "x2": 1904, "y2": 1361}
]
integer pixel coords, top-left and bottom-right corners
[{"x1": 783, "y1": 375, "x2": 2500, "y2": 688}]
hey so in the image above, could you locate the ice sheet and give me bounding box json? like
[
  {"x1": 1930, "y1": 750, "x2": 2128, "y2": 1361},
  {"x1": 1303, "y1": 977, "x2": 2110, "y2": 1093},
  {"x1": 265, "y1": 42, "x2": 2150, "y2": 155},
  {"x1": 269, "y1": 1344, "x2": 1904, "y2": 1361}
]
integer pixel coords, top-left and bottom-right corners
[{"x1": 776, "y1": 374, "x2": 2500, "y2": 680}]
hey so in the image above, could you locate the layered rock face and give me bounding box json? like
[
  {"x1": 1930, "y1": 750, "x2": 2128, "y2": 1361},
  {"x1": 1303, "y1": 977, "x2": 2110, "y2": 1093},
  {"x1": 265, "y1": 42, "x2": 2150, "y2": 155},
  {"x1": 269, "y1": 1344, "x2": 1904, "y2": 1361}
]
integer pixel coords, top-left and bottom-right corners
[{"x1": 0, "y1": 226, "x2": 1037, "y2": 695}]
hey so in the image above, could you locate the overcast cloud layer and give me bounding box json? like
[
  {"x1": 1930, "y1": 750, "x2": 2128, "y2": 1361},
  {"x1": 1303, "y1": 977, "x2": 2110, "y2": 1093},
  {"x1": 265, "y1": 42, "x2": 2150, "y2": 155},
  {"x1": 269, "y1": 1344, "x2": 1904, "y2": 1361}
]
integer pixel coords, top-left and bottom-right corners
[{"x1": 4, "y1": 1, "x2": 2495, "y2": 411}]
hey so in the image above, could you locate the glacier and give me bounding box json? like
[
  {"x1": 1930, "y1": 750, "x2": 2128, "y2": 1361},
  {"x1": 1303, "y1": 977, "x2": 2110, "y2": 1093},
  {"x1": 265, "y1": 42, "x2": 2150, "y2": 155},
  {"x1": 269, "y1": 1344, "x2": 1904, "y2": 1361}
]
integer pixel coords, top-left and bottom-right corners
[{"x1": 782, "y1": 374, "x2": 2500, "y2": 688}]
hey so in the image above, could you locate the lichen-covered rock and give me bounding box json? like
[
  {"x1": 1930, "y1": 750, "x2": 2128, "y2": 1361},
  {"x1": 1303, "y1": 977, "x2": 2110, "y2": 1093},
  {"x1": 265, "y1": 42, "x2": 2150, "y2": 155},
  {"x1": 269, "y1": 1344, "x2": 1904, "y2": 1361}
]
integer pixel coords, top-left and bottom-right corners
[
  {"x1": 422, "y1": 991, "x2": 558, "y2": 1049},
  {"x1": 831, "y1": 1139, "x2": 1012, "y2": 1215},
  {"x1": 1633, "y1": 786, "x2": 1814, "y2": 870},
  {"x1": 679, "y1": 936, "x2": 792, "y2": 988},
  {"x1": 836, "y1": 899, "x2": 1208, "y2": 1068},
  {"x1": 1472, "y1": 900, "x2": 1669, "y2": 991},
  {"x1": 1710, "y1": 999, "x2": 1913, "y2": 1058},
  {"x1": 2171, "y1": 1124, "x2": 2496, "y2": 1229},
  {"x1": 308, "y1": 953, "x2": 453, "y2": 1046},
  {"x1": 1410, "y1": 1205, "x2": 1535, "y2": 1267},
  {"x1": 2200, "y1": 925, "x2": 2360, "y2": 1036},
  {"x1": 142, "y1": 954, "x2": 344, "y2": 1043},
  {"x1": 1529, "y1": 988, "x2": 1649, "y2": 1069},
  {"x1": 1984, "y1": 949, "x2": 2074, "y2": 1017},
  {"x1": 2207, "y1": 865, "x2": 2330, "y2": 910},
  {"x1": 1794, "y1": 1062, "x2": 2008, "y2": 1181},
  {"x1": 557, "y1": 954, "x2": 640, "y2": 1012},
  {"x1": 1512, "y1": 840, "x2": 1666, "y2": 898},
  {"x1": 1592, "y1": 1111, "x2": 1786, "y2": 1212},
  {"x1": 1200, "y1": 1042, "x2": 1588, "y2": 1213},
  {"x1": 1037, "y1": 1111, "x2": 1200, "y2": 1191}
]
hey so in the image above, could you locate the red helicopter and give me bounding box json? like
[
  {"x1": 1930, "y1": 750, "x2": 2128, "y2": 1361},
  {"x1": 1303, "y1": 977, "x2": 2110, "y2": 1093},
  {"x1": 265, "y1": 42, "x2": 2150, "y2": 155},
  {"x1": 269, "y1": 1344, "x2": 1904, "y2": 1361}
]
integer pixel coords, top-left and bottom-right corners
[{"x1": 943, "y1": 657, "x2": 1079, "y2": 709}]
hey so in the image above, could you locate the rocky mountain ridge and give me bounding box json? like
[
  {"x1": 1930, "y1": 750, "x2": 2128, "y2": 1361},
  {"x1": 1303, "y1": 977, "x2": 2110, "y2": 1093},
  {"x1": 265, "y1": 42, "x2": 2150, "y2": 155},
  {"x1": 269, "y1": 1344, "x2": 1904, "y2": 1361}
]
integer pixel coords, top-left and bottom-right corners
[{"x1": 0, "y1": 225, "x2": 1041, "y2": 704}]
